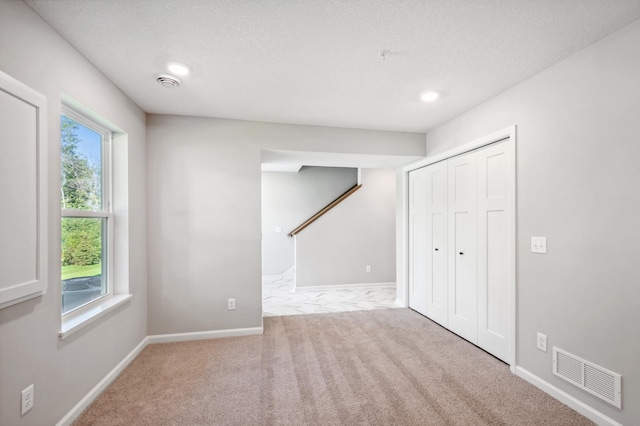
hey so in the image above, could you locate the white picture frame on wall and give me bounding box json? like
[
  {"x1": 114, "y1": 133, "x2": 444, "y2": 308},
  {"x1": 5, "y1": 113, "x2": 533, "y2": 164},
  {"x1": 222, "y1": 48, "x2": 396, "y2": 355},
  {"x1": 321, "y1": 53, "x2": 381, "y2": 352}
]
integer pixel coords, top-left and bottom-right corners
[{"x1": 0, "y1": 71, "x2": 48, "y2": 309}]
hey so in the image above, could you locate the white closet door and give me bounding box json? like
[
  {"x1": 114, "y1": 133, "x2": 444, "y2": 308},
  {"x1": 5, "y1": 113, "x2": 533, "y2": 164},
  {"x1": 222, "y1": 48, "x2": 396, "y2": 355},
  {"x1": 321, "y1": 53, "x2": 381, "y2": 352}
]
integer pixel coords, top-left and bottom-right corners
[
  {"x1": 447, "y1": 152, "x2": 478, "y2": 343},
  {"x1": 477, "y1": 141, "x2": 511, "y2": 363},
  {"x1": 425, "y1": 161, "x2": 448, "y2": 327},
  {"x1": 408, "y1": 167, "x2": 429, "y2": 316}
]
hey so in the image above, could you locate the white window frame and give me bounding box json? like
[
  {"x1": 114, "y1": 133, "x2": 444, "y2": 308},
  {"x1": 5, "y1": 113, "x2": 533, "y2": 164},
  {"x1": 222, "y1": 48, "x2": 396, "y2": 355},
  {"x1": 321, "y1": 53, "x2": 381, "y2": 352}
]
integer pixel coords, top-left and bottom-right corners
[
  {"x1": 60, "y1": 106, "x2": 114, "y2": 315},
  {"x1": 58, "y1": 98, "x2": 132, "y2": 339}
]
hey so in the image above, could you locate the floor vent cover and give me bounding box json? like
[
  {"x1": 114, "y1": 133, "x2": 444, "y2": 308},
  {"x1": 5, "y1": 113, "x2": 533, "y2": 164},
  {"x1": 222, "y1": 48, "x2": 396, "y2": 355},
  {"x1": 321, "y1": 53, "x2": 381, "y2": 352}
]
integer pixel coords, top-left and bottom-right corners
[{"x1": 552, "y1": 347, "x2": 621, "y2": 408}]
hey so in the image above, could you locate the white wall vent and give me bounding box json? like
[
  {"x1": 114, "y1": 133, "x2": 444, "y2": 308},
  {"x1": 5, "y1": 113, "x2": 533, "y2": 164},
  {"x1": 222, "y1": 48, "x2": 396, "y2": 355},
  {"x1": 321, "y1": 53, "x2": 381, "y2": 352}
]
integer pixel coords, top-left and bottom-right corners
[{"x1": 552, "y1": 347, "x2": 622, "y2": 408}]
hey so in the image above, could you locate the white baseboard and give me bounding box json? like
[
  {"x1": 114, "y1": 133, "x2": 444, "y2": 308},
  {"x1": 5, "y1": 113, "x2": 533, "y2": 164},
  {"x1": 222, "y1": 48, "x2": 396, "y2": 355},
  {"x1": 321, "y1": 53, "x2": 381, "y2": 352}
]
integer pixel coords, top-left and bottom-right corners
[
  {"x1": 147, "y1": 326, "x2": 264, "y2": 344},
  {"x1": 515, "y1": 366, "x2": 622, "y2": 426},
  {"x1": 296, "y1": 282, "x2": 396, "y2": 292},
  {"x1": 57, "y1": 326, "x2": 263, "y2": 425},
  {"x1": 394, "y1": 298, "x2": 406, "y2": 308},
  {"x1": 56, "y1": 336, "x2": 149, "y2": 426}
]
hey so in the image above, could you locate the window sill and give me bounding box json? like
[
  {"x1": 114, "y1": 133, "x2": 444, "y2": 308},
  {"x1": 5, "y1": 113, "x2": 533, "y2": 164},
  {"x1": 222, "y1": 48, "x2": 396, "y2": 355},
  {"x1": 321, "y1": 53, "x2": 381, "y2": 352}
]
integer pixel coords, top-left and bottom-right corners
[{"x1": 60, "y1": 294, "x2": 132, "y2": 339}]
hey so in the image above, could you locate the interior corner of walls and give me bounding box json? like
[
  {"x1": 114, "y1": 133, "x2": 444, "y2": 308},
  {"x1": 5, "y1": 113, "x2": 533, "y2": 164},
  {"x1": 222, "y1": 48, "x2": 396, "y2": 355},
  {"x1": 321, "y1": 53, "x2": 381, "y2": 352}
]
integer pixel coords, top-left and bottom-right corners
[{"x1": 56, "y1": 336, "x2": 149, "y2": 426}]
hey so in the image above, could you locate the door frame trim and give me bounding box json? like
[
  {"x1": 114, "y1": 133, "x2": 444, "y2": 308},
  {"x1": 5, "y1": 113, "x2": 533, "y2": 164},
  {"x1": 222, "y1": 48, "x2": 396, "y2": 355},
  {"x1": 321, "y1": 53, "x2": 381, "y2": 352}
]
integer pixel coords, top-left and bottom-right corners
[{"x1": 398, "y1": 125, "x2": 517, "y2": 372}]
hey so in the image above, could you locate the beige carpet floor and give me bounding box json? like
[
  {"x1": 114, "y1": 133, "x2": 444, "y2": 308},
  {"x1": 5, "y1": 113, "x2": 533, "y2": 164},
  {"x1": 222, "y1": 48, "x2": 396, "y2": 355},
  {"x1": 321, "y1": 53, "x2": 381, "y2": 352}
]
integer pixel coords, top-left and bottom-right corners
[{"x1": 74, "y1": 309, "x2": 594, "y2": 425}]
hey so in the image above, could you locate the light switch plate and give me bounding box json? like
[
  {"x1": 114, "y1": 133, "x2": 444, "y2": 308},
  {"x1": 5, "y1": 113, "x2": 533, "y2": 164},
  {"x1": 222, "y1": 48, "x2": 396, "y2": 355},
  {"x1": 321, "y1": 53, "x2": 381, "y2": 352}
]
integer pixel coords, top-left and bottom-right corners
[{"x1": 531, "y1": 237, "x2": 547, "y2": 254}]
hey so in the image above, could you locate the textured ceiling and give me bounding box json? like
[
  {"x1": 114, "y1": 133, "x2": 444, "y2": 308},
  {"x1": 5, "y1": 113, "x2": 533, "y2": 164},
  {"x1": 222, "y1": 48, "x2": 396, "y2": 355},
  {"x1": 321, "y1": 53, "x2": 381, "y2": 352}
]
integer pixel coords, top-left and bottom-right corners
[{"x1": 26, "y1": 0, "x2": 640, "y2": 133}]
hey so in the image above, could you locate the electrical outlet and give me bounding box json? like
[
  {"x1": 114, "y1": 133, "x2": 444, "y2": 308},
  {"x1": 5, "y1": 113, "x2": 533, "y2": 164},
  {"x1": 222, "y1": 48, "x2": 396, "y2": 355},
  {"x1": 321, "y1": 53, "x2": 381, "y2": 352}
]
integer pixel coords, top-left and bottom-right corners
[
  {"x1": 365, "y1": 265, "x2": 371, "y2": 273},
  {"x1": 531, "y1": 237, "x2": 547, "y2": 254},
  {"x1": 21, "y1": 384, "x2": 34, "y2": 415},
  {"x1": 227, "y1": 298, "x2": 236, "y2": 310},
  {"x1": 537, "y1": 332, "x2": 547, "y2": 352}
]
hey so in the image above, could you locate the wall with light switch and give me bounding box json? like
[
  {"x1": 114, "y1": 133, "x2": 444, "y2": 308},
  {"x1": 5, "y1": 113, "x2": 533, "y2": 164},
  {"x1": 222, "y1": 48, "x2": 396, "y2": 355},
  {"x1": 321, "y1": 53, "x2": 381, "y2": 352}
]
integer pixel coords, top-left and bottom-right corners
[
  {"x1": 261, "y1": 166, "x2": 357, "y2": 275},
  {"x1": 425, "y1": 19, "x2": 640, "y2": 426}
]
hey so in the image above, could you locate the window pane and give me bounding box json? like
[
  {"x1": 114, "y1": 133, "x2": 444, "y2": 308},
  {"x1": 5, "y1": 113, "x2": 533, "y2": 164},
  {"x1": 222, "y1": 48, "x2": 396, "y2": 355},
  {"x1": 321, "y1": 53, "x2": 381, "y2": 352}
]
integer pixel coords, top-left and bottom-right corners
[
  {"x1": 60, "y1": 115, "x2": 103, "y2": 211},
  {"x1": 61, "y1": 217, "x2": 107, "y2": 313}
]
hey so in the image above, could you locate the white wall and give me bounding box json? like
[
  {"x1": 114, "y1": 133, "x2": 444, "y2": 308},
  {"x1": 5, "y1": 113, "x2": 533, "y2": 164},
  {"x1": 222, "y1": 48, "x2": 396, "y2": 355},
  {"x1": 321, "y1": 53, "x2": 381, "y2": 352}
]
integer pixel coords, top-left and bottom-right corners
[
  {"x1": 296, "y1": 168, "x2": 396, "y2": 286},
  {"x1": 146, "y1": 114, "x2": 424, "y2": 334},
  {"x1": 425, "y1": 19, "x2": 640, "y2": 425},
  {"x1": 262, "y1": 167, "x2": 357, "y2": 275},
  {"x1": 0, "y1": 1, "x2": 147, "y2": 425}
]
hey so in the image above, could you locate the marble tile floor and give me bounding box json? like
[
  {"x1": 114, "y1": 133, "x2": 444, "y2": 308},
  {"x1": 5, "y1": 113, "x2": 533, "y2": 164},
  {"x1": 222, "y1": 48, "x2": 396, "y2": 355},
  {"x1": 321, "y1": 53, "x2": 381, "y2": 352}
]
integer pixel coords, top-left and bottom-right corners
[{"x1": 262, "y1": 273, "x2": 399, "y2": 317}]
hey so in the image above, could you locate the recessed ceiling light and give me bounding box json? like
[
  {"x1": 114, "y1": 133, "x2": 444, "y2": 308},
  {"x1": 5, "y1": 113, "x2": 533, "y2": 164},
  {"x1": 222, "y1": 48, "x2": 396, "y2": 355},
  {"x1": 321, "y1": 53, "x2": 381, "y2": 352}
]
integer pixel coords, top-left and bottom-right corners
[
  {"x1": 421, "y1": 91, "x2": 440, "y2": 103},
  {"x1": 167, "y1": 62, "x2": 191, "y2": 76}
]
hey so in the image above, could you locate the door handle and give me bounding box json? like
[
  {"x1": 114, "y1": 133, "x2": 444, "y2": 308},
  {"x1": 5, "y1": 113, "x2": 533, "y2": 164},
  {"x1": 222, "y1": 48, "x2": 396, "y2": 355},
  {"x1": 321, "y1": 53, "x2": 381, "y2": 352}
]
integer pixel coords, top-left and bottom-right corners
[
  {"x1": 459, "y1": 252, "x2": 464, "y2": 255},
  {"x1": 434, "y1": 248, "x2": 439, "y2": 251}
]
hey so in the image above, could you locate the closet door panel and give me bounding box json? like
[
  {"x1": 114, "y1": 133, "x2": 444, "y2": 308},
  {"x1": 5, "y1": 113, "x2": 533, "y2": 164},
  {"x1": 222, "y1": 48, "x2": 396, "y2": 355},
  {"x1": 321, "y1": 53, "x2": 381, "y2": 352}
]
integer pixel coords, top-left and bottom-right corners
[
  {"x1": 426, "y1": 161, "x2": 448, "y2": 326},
  {"x1": 408, "y1": 139, "x2": 513, "y2": 365},
  {"x1": 477, "y1": 141, "x2": 510, "y2": 363},
  {"x1": 408, "y1": 167, "x2": 429, "y2": 315},
  {"x1": 447, "y1": 153, "x2": 478, "y2": 343},
  {"x1": 486, "y1": 211, "x2": 508, "y2": 332}
]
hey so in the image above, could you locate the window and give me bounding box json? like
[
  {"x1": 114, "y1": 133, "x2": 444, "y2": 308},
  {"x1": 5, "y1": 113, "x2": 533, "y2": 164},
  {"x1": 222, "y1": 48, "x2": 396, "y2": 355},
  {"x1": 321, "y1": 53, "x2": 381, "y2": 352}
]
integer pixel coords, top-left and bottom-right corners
[{"x1": 60, "y1": 108, "x2": 112, "y2": 314}]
